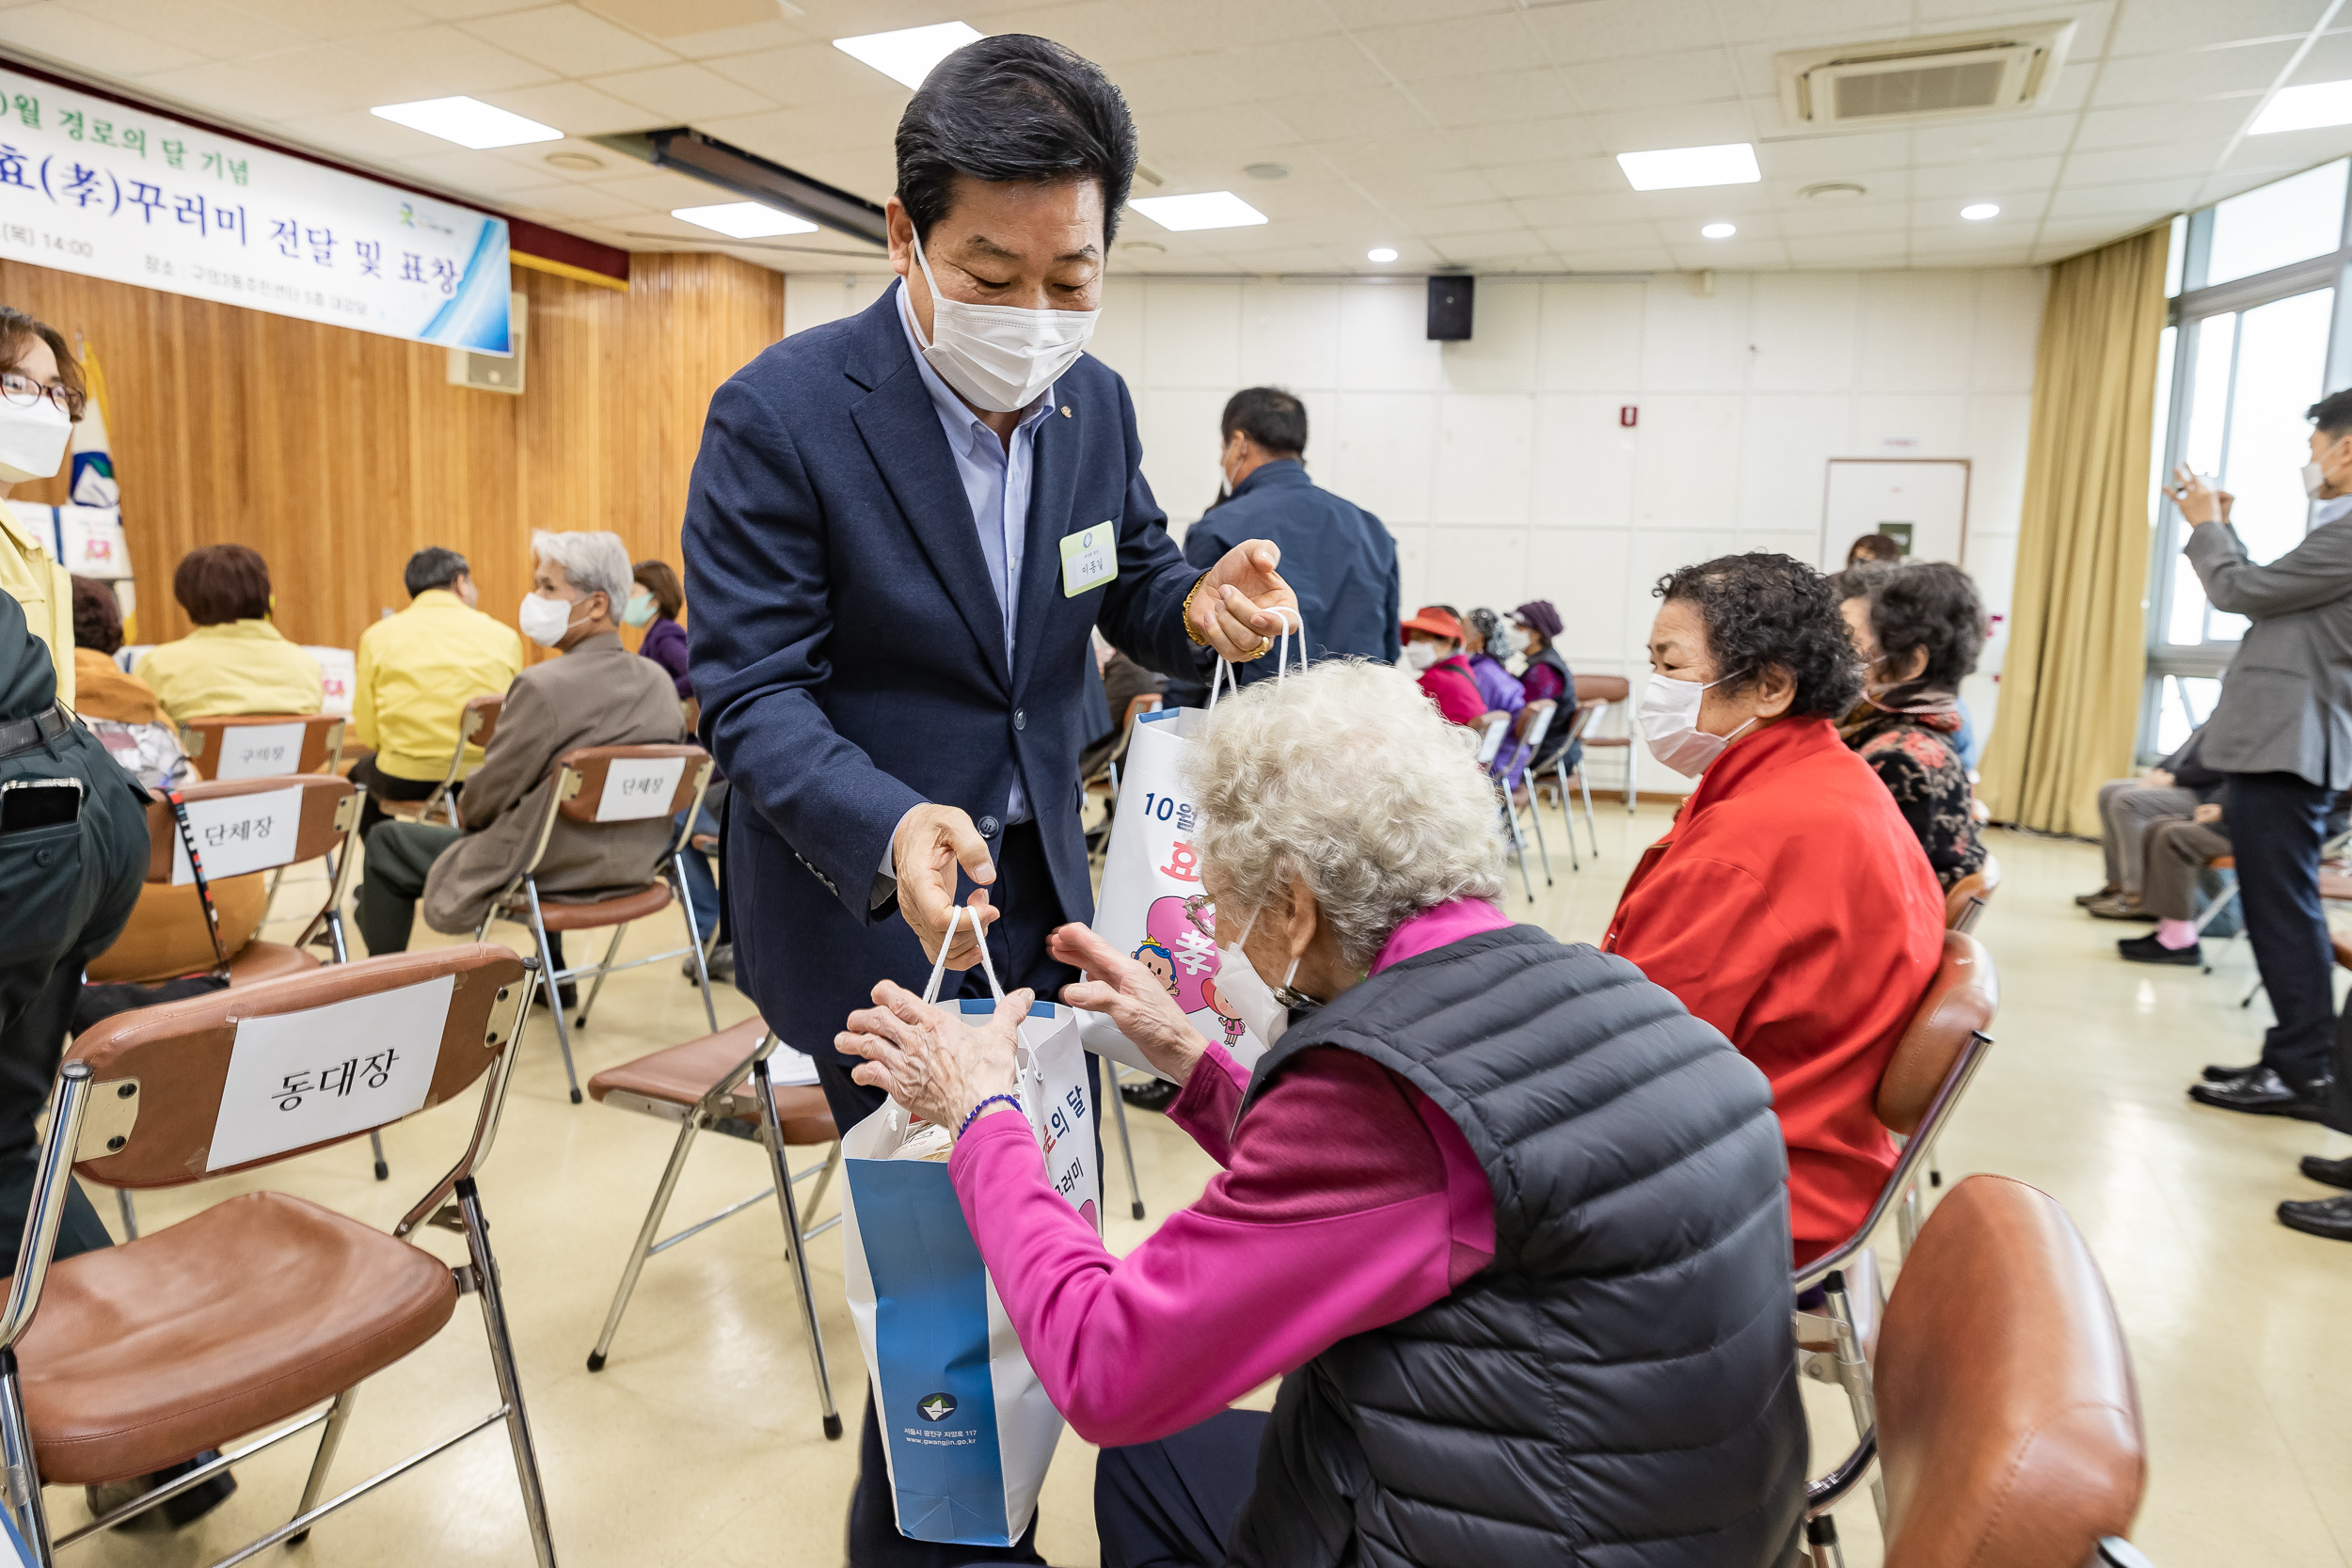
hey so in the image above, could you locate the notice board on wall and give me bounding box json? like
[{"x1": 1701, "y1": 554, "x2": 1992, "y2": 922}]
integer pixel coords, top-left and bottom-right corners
[{"x1": 1820, "y1": 459, "x2": 1972, "y2": 570}]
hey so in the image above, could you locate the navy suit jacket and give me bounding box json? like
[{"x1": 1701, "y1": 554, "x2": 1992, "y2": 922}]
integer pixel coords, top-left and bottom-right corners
[
  {"x1": 1167, "y1": 460, "x2": 1397, "y2": 705},
  {"x1": 682, "y1": 288, "x2": 1200, "y2": 1057}
]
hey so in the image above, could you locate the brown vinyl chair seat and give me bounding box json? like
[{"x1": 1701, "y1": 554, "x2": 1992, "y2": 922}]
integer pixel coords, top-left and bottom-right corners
[
  {"x1": 83, "y1": 874, "x2": 271, "y2": 985},
  {"x1": 224, "y1": 940, "x2": 322, "y2": 986},
  {"x1": 516, "y1": 881, "x2": 674, "y2": 932},
  {"x1": 16, "y1": 1191, "x2": 457, "y2": 1484},
  {"x1": 588, "y1": 1018, "x2": 837, "y2": 1146}
]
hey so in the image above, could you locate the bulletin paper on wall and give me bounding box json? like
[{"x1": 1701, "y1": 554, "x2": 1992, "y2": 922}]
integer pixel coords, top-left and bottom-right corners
[{"x1": 0, "y1": 67, "x2": 511, "y2": 353}]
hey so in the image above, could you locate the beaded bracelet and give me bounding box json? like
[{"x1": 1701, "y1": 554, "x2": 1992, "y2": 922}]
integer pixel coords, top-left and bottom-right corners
[{"x1": 957, "y1": 1093, "x2": 1024, "y2": 1139}]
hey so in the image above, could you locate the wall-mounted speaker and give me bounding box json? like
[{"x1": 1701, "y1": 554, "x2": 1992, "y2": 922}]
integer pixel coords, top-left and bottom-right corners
[{"x1": 1427, "y1": 274, "x2": 1474, "y2": 341}]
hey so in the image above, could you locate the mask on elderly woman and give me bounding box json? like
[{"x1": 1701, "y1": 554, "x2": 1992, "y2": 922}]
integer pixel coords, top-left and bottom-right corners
[
  {"x1": 1215, "y1": 901, "x2": 1316, "y2": 1048},
  {"x1": 1504, "y1": 626, "x2": 1532, "y2": 657},
  {"x1": 1637, "y1": 669, "x2": 1755, "y2": 778},
  {"x1": 1404, "y1": 641, "x2": 1440, "y2": 672}
]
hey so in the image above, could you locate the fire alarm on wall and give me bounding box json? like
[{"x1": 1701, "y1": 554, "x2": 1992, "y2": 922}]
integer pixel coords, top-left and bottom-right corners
[{"x1": 1620, "y1": 405, "x2": 1638, "y2": 427}]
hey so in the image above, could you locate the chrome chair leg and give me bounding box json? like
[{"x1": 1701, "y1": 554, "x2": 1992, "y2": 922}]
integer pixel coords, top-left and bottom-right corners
[
  {"x1": 523, "y1": 884, "x2": 583, "y2": 1104},
  {"x1": 1519, "y1": 787, "x2": 1553, "y2": 886},
  {"x1": 113, "y1": 1187, "x2": 135, "y2": 1241},
  {"x1": 1805, "y1": 1515, "x2": 1848, "y2": 1568},
  {"x1": 368, "y1": 1130, "x2": 389, "y2": 1181},
  {"x1": 0, "y1": 1351, "x2": 54, "y2": 1566},
  {"x1": 675, "y1": 855, "x2": 720, "y2": 1035},
  {"x1": 588, "y1": 1111, "x2": 703, "y2": 1372},
  {"x1": 1103, "y1": 1055, "x2": 1145, "y2": 1221},
  {"x1": 455, "y1": 1178, "x2": 558, "y2": 1568},
  {"x1": 1500, "y1": 790, "x2": 1535, "y2": 904},
  {"x1": 575, "y1": 922, "x2": 631, "y2": 1030},
  {"x1": 754, "y1": 1057, "x2": 842, "y2": 1441},
  {"x1": 1820, "y1": 1270, "x2": 1886, "y2": 1530},
  {"x1": 285, "y1": 1386, "x2": 359, "y2": 1546}
]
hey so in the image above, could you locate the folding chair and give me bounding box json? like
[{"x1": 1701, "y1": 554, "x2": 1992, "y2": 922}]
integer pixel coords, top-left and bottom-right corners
[
  {"x1": 1801, "y1": 1176, "x2": 2147, "y2": 1568},
  {"x1": 1476, "y1": 714, "x2": 1538, "y2": 904},
  {"x1": 1794, "y1": 930, "x2": 1998, "y2": 1529},
  {"x1": 582, "y1": 1017, "x2": 844, "y2": 1438},
  {"x1": 387, "y1": 692, "x2": 503, "y2": 829},
  {"x1": 1502, "y1": 700, "x2": 1565, "y2": 879},
  {"x1": 174, "y1": 713, "x2": 346, "y2": 783},
  {"x1": 2195, "y1": 854, "x2": 2240, "y2": 974},
  {"x1": 1570, "y1": 673, "x2": 1636, "y2": 813},
  {"x1": 1540, "y1": 698, "x2": 1606, "y2": 858},
  {"x1": 476, "y1": 742, "x2": 718, "y2": 1103},
  {"x1": 1943, "y1": 852, "x2": 2001, "y2": 933},
  {"x1": 0, "y1": 946, "x2": 557, "y2": 1566}
]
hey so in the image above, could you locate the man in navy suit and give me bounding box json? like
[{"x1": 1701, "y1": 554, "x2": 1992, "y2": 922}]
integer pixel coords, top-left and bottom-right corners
[
  {"x1": 1166, "y1": 388, "x2": 1400, "y2": 706},
  {"x1": 682, "y1": 35, "x2": 1295, "y2": 1563}
]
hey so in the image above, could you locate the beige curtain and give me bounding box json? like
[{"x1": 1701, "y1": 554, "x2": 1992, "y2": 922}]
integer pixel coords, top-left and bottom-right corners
[{"x1": 1979, "y1": 225, "x2": 2172, "y2": 836}]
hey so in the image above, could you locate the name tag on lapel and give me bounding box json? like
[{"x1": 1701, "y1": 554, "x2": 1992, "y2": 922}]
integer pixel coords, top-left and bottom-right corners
[{"x1": 1060, "y1": 522, "x2": 1118, "y2": 597}]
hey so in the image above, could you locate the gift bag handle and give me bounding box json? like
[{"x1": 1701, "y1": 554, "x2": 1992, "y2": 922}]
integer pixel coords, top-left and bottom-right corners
[
  {"x1": 918, "y1": 903, "x2": 1007, "y2": 1006},
  {"x1": 1208, "y1": 610, "x2": 1306, "y2": 709}
]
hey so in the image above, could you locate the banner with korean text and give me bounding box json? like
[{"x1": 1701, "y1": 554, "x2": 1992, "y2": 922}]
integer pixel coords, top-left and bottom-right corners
[{"x1": 0, "y1": 67, "x2": 511, "y2": 353}]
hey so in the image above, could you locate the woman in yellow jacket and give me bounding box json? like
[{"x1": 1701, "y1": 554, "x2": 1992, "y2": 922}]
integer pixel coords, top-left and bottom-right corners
[{"x1": 134, "y1": 545, "x2": 322, "y2": 722}]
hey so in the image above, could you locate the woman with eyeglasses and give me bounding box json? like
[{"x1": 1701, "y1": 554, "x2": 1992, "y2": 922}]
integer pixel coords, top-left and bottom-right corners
[{"x1": 0, "y1": 307, "x2": 88, "y2": 709}]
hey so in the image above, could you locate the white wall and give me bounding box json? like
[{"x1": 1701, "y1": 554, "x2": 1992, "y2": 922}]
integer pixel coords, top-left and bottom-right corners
[{"x1": 781, "y1": 266, "x2": 2044, "y2": 788}]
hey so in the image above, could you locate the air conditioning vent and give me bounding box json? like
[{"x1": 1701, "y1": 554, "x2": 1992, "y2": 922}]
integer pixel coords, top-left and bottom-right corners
[
  {"x1": 1777, "y1": 22, "x2": 2074, "y2": 127},
  {"x1": 447, "y1": 291, "x2": 528, "y2": 395}
]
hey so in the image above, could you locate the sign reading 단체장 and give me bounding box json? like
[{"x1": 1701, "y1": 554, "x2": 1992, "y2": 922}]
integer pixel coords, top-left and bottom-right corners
[{"x1": 0, "y1": 65, "x2": 512, "y2": 354}]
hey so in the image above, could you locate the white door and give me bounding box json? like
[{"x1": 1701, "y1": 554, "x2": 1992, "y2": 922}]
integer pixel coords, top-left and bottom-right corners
[{"x1": 1820, "y1": 460, "x2": 1971, "y2": 571}]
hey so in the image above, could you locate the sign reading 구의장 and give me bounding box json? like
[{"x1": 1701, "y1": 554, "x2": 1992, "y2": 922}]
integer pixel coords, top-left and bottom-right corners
[{"x1": 0, "y1": 67, "x2": 511, "y2": 353}]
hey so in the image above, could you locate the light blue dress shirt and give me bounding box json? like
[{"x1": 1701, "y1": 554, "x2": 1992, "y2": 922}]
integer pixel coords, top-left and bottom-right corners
[{"x1": 895, "y1": 279, "x2": 1059, "y2": 825}]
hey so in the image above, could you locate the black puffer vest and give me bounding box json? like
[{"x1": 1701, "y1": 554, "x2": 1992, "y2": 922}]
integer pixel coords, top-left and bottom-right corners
[{"x1": 1225, "y1": 925, "x2": 1805, "y2": 1567}]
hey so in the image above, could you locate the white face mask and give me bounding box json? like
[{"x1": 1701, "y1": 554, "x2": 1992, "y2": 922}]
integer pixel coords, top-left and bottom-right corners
[
  {"x1": 517, "y1": 591, "x2": 580, "y2": 649},
  {"x1": 1216, "y1": 902, "x2": 1308, "y2": 1048},
  {"x1": 1637, "y1": 669, "x2": 1756, "y2": 778},
  {"x1": 907, "y1": 228, "x2": 1098, "y2": 414},
  {"x1": 2303, "y1": 459, "x2": 2328, "y2": 499},
  {"x1": 1504, "y1": 626, "x2": 1532, "y2": 656},
  {"x1": 1404, "y1": 641, "x2": 1439, "y2": 672},
  {"x1": 0, "y1": 397, "x2": 72, "y2": 485}
]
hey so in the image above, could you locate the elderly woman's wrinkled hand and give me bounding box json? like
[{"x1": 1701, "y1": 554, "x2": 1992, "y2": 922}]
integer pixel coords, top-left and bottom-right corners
[
  {"x1": 1047, "y1": 923, "x2": 1210, "y2": 1085},
  {"x1": 836, "y1": 981, "x2": 1029, "y2": 1134}
]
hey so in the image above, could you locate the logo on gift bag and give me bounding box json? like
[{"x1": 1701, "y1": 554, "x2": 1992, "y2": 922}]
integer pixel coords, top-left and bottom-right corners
[{"x1": 917, "y1": 1392, "x2": 958, "y2": 1424}]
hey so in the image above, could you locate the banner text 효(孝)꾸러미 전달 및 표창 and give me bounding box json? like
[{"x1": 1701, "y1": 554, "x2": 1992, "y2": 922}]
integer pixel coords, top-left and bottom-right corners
[{"x1": 0, "y1": 65, "x2": 511, "y2": 354}]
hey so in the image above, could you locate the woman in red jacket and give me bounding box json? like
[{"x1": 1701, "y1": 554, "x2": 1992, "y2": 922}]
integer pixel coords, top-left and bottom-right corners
[
  {"x1": 1401, "y1": 605, "x2": 1488, "y2": 726},
  {"x1": 1603, "y1": 553, "x2": 1946, "y2": 1265}
]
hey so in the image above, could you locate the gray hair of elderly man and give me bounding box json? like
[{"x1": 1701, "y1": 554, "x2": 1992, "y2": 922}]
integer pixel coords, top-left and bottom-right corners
[
  {"x1": 529, "y1": 528, "x2": 632, "y2": 608},
  {"x1": 1184, "y1": 658, "x2": 1507, "y2": 973}
]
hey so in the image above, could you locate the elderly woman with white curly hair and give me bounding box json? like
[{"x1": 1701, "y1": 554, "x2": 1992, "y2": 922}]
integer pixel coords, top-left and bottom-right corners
[{"x1": 837, "y1": 660, "x2": 1805, "y2": 1568}]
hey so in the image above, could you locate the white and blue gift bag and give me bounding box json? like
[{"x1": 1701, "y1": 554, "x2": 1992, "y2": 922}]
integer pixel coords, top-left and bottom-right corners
[{"x1": 840, "y1": 939, "x2": 1102, "y2": 1548}]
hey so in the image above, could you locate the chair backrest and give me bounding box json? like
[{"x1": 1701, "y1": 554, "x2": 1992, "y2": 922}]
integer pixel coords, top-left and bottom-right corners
[
  {"x1": 1572, "y1": 673, "x2": 1630, "y2": 706},
  {"x1": 142, "y1": 775, "x2": 358, "y2": 885},
  {"x1": 1876, "y1": 930, "x2": 1998, "y2": 1136},
  {"x1": 177, "y1": 713, "x2": 345, "y2": 782},
  {"x1": 1875, "y1": 1175, "x2": 2146, "y2": 1568},
  {"x1": 462, "y1": 692, "x2": 504, "y2": 754},
  {"x1": 1520, "y1": 699, "x2": 1556, "y2": 751},
  {"x1": 63, "y1": 945, "x2": 531, "y2": 1189},
  {"x1": 1475, "y1": 712, "x2": 1510, "y2": 766},
  {"x1": 1946, "y1": 851, "x2": 2003, "y2": 932},
  {"x1": 552, "y1": 743, "x2": 712, "y2": 826}
]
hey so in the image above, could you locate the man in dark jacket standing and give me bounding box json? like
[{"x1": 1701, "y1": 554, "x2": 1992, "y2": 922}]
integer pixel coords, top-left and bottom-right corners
[{"x1": 1165, "y1": 388, "x2": 1397, "y2": 705}]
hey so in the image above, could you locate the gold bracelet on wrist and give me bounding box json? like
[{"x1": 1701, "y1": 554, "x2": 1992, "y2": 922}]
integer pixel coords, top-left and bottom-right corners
[{"x1": 1182, "y1": 572, "x2": 1213, "y2": 647}]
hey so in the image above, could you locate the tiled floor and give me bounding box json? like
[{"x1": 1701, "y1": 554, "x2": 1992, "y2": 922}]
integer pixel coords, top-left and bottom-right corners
[{"x1": 49, "y1": 802, "x2": 2352, "y2": 1566}]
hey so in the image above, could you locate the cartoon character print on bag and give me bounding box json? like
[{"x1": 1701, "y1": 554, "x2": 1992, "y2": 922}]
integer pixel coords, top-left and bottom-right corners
[{"x1": 1139, "y1": 893, "x2": 1244, "y2": 1049}]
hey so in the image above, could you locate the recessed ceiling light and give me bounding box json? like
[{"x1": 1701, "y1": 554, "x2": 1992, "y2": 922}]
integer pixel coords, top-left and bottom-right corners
[
  {"x1": 834, "y1": 22, "x2": 983, "y2": 89},
  {"x1": 2250, "y1": 79, "x2": 2352, "y2": 135},
  {"x1": 1129, "y1": 191, "x2": 1268, "y2": 231},
  {"x1": 544, "y1": 151, "x2": 603, "y2": 171},
  {"x1": 371, "y1": 96, "x2": 560, "y2": 150},
  {"x1": 672, "y1": 202, "x2": 818, "y2": 239},
  {"x1": 1700, "y1": 222, "x2": 1737, "y2": 239},
  {"x1": 1367, "y1": 245, "x2": 1398, "y2": 262},
  {"x1": 1615, "y1": 142, "x2": 1760, "y2": 191},
  {"x1": 1961, "y1": 201, "x2": 2000, "y2": 220},
  {"x1": 1801, "y1": 181, "x2": 1867, "y2": 202},
  {"x1": 1245, "y1": 162, "x2": 1291, "y2": 181}
]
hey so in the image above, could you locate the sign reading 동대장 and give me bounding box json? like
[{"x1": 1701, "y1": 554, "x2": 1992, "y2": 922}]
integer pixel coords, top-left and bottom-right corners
[{"x1": 0, "y1": 66, "x2": 511, "y2": 353}]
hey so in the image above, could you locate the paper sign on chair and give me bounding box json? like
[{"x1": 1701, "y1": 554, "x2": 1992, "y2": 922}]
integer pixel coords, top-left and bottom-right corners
[
  {"x1": 169, "y1": 786, "x2": 305, "y2": 884},
  {"x1": 596, "y1": 756, "x2": 686, "y2": 822},
  {"x1": 206, "y1": 974, "x2": 452, "y2": 1170},
  {"x1": 213, "y1": 722, "x2": 307, "y2": 780}
]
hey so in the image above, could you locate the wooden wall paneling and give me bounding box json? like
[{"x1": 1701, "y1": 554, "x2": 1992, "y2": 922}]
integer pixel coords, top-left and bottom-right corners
[{"x1": 0, "y1": 249, "x2": 780, "y2": 658}]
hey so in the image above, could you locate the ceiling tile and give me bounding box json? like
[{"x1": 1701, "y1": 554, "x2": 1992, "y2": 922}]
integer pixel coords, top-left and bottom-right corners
[
  {"x1": 135, "y1": 55, "x2": 359, "y2": 119},
  {"x1": 1556, "y1": 48, "x2": 1743, "y2": 114},
  {"x1": 1906, "y1": 113, "x2": 2074, "y2": 164},
  {"x1": 72, "y1": 0, "x2": 308, "y2": 58},
  {"x1": 1776, "y1": 200, "x2": 1915, "y2": 235},
  {"x1": 2106, "y1": 0, "x2": 2330, "y2": 59},
  {"x1": 1756, "y1": 130, "x2": 1914, "y2": 181},
  {"x1": 2090, "y1": 40, "x2": 2296, "y2": 107},
  {"x1": 1909, "y1": 154, "x2": 2061, "y2": 198},
  {"x1": 1478, "y1": 151, "x2": 1623, "y2": 198},
  {"x1": 696, "y1": 103, "x2": 889, "y2": 159},
  {"x1": 1213, "y1": 37, "x2": 1392, "y2": 99},
  {"x1": 1788, "y1": 234, "x2": 1910, "y2": 265},
  {"x1": 460, "y1": 4, "x2": 677, "y2": 76},
  {"x1": 349, "y1": 24, "x2": 560, "y2": 95},
  {"x1": 1448, "y1": 117, "x2": 1605, "y2": 167},
  {"x1": 275, "y1": 108, "x2": 468, "y2": 164},
  {"x1": 2071, "y1": 99, "x2": 2257, "y2": 150},
  {"x1": 1588, "y1": 101, "x2": 1756, "y2": 153},
  {"x1": 1508, "y1": 188, "x2": 1654, "y2": 226},
  {"x1": 1518, "y1": 0, "x2": 1729, "y2": 66},
  {"x1": 1100, "y1": 55, "x2": 1248, "y2": 116},
  {"x1": 1350, "y1": 12, "x2": 1536, "y2": 83},
  {"x1": 2038, "y1": 176, "x2": 2204, "y2": 220},
  {"x1": 702, "y1": 40, "x2": 897, "y2": 104},
  {"x1": 585, "y1": 166, "x2": 737, "y2": 207},
  {"x1": 1406, "y1": 71, "x2": 1578, "y2": 131},
  {"x1": 1552, "y1": 244, "x2": 1676, "y2": 271},
  {"x1": 401, "y1": 146, "x2": 575, "y2": 193},
  {"x1": 507, "y1": 180, "x2": 651, "y2": 219},
  {"x1": 591, "y1": 61, "x2": 776, "y2": 119},
  {"x1": 404, "y1": 0, "x2": 553, "y2": 16},
  {"x1": 2288, "y1": 29, "x2": 2352, "y2": 84},
  {"x1": 477, "y1": 78, "x2": 661, "y2": 136},
  {"x1": 1714, "y1": 0, "x2": 1915, "y2": 47},
  {"x1": 2062, "y1": 143, "x2": 2214, "y2": 186},
  {"x1": 973, "y1": 1, "x2": 1194, "y2": 64},
  {"x1": 1535, "y1": 218, "x2": 1663, "y2": 251},
  {"x1": 1351, "y1": 168, "x2": 1501, "y2": 208},
  {"x1": 0, "y1": 3, "x2": 202, "y2": 74},
  {"x1": 218, "y1": 0, "x2": 438, "y2": 38}
]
